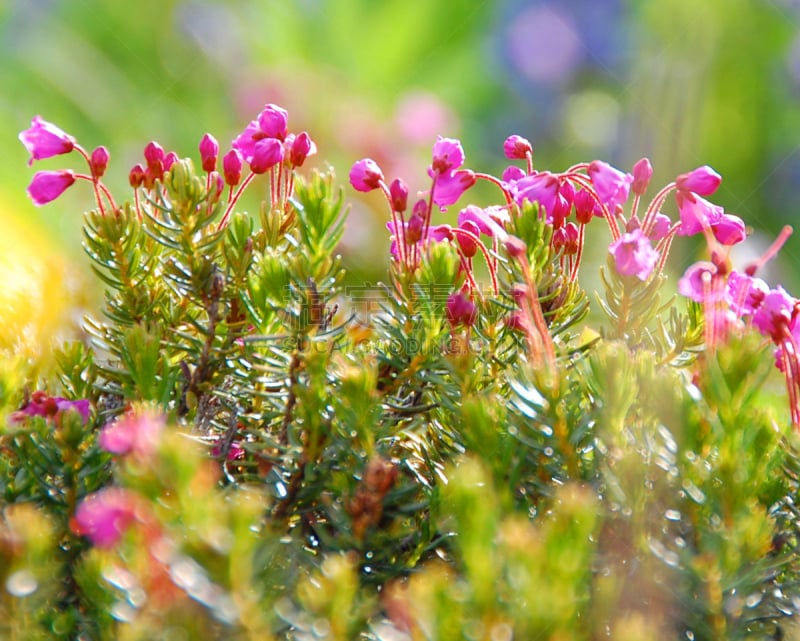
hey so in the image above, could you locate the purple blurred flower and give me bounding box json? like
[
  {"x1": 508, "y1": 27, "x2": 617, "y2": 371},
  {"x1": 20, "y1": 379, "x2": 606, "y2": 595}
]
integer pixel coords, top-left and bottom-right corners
[
  {"x1": 609, "y1": 228, "x2": 658, "y2": 281},
  {"x1": 588, "y1": 160, "x2": 632, "y2": 212},
  {"x1": 99, "y1": 408, "x2": 165, "y2": 457},
  {"x1": 74, "y1": 488, "x2": 137, "y2": 549}
]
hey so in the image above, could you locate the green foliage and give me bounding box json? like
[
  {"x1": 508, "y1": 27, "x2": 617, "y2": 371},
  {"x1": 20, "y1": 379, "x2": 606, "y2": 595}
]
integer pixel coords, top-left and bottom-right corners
[{"x1": 4, "y1": 155, "x2": 800, "y2": 641}]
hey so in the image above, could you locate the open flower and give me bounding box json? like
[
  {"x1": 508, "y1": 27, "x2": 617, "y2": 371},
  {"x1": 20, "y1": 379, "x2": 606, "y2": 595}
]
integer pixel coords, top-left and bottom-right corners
[
  {"x1": 26, "y1": 170, "x2": 76, "y2": 206},
  {"x1": 19, "y1": 116, "x2": 76, "y2": 165},
  {"x1": 609, "y1": 228, "x2": 658, "y2": 281},
  {"x1": 99, "y1": 408, "x2": 165, "y2": 457},
  {"x1": 588, "y1": 160, "x2": 632, "y2": 212}
]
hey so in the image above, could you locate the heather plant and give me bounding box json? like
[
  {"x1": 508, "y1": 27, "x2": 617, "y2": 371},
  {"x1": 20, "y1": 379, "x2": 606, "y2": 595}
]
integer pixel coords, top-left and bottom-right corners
[{"x1": 3, "y1": 106, "x2": 800, "y2": 640}]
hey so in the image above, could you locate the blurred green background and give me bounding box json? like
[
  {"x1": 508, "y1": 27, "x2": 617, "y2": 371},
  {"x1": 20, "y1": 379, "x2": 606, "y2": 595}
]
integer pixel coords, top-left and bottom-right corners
[{"x1": 3, "y1": 0, "x2": 800, "y2": 345}]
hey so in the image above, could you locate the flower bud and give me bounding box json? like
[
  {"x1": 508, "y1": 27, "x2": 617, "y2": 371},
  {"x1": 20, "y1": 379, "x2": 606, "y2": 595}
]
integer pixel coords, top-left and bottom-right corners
[
  {"x1": 389, "y1": 178, "x2": 408, "y2": 213},
  {"x1": 19, "y1": 115, "x2": 75, "y2": 165},
  {"x1": 631, "y1": 157, "x2": 653, "y2": 196},
  {"x1": 144, "y1": 141, "x2": 165, "y2": 173},
  {"x1": 129, "y1": 163, "x2": 145, "y2": 188},
  {"x1": 249, "y1": 138, "x2": 283, "y2": 174},
  {"x1": 199, "y1": 133, "x2": 219, "y2": 172},
  {"x1": 505, "y1": 236, "x2": 527, "y2": 259},
  {"x1": 90, "y1": 146, "x2": 110, "y2": 179},
  {"x1": 349, "y1": 158, "x2": 384, "y2": 192},
  {"x1": 223, "y1": 149, "x2": 243, "y2": 186},
  {"x1": 446, "y1": 292, "x2": 477, "y2": 327},
  {"x1": 289, "y1": 131, "x2": 316, "y2": 168},
  {"x1": 503, "y1": 134, "x2": 533, "y2": 160},
  {"x1": 676, "y1": 165, "x2": 721, "y2": 196}
]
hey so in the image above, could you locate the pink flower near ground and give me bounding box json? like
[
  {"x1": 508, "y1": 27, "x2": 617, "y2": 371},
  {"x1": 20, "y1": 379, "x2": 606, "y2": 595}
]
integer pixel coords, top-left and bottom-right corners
[
  {"x1": 26, "y1": 170, "x2": 76, "y2": 206},
  {"x1": 73, "y1": 488, "x2": 137, "y2": 549},
  {"x1": 609, "y1": 228, "x2": 658, "y2": 281},
  {"x1": 99, "y1": 408, "x2": 165, "y2": 457},
  {"x1": 19, "y1": 116, "x2": 76, "y2": 165}
]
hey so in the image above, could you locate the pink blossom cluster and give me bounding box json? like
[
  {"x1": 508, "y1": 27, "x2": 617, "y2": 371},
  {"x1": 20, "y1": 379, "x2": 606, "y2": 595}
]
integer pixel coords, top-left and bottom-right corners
[
  {"x1": 19, "y1": 104, "x2": 316, "y2": 229},
  {"x1": 10, "y1": 390, "x2": 91, "y2": 425}
]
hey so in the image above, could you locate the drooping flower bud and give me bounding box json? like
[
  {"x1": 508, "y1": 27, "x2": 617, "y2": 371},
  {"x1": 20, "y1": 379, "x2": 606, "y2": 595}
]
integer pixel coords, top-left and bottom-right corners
[
  {"x1": 406, "y1": 209, "x2": 425, "y2": 244},
  {"x1": 26, "y1": 170, "x2": 76, "y2": 206},
  {"x1": 676, "y1": 165, "x2": 721, "y2": 196},
  {"x1": 143, "y1": 141, "x2": 165, "y2": 173},
  {"x1": 163, "y1": 151, "x2": 178, "y2": 172},
  {"x1": 710, "y1": 213, "x2": 746, "y2": 246},
  {"x1": 199, "y1": 133, "x2": 219, "y2": 172},
  {"x1": 90, "y1": 146, "x2": 110, "y2": 179},
  {"x1": 456, "y1": 220, "x2": 481, "y2": 258},
  {"x1": 503, "y1": 134, "x2": 533, "y2": 160},
  {"x1": 588, "y1": 160, "x2": 633, "y2": 212},
  {"x1": 222, "y1": 149, "x2": 243, "y2": 186},
  {"x1": 349, "y1": 158, "x2": 384, "y2": 192},
  {"x1": 19, "y1": 116, "x2": 76, "y2": 165}
]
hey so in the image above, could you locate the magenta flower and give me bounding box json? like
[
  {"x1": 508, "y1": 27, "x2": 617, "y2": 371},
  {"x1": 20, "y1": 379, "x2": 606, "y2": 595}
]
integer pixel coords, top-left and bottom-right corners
[
  {"x1": 89, "y1": 146, "x2": 110, "y2": 179},
  {"x1": 19, "y1": 116, "x2": 76, "y2": 166},
  {"x1": 631, "y1": 157, "x2": 653, "y2": 196},
  {"x1": 456, "y1": 219, "x2": 481, "y2": 258},
  {"x1": 587, "y1": 160, "x2": 633, "y2": 212},
  {"x1": 288, "y1": 131, "x2": 316, "y2": 168},
  {"x1": 677, "y1": 261, "x2": 721, "y2": 303},
  {"x1": 511, "y1": 171, "x2": 560, "y2": 220},
  {"x1": 501, "y1": 165, "x2": 526, "y2": 185},
  {"x1": 609, "y1": 228, "x2": 658, "y2": 281},
  {"x1": 573, "y1": 188, "x2": 598, "y2": 224},
  {"x1": 726, "y1": 270, "x2": 768, "y2": 317},
  {"x1": 73, "y1": 488, "x2": 137, "y2": 549},
  {"x1": 429, "y1": 136, "x2": 466, "y2": 175},
  {"x1": 99, "y1": 408, "x2": 165, "y2": 457},
  {"x1": 232, "y1": 119, "x2": 262, "y2": 162},
  {"x1": 222, "y1": 149, "x2": 243, "y2": 187},
  {"x1": 503, "y1": 134, "x2": 533, "y2": 160},
  {"x1": 432, "y1": 169, "x2": 476, "y2": 208},
  {"x1": 710, "y1": 213, "x2": 746, "y2": 246},
  {"x1": 163, "y1": 151, "x2": 178, "y2": 172},
  {"x1": 129, "y1": 163, "x2": 145, "y2": 188},
  {"x1": 350, "y1": 158, "x2": 384, "y2": 192},
  {"x1": 675, "y1": 191, "x2": 721, "y2": 236},
  {"x1": 647, "y1": 213, "x2": 672, "y2": 241},
  {"x1": 27, "y1": 170, "x2": 76, "y2": 206},
  {"x1": 249, "y1": 138, "x2": 284, "y2": 174},
  {"x1": 552, "y1": 222, "x2": 579, "y2": 255},
  {"x1": 257, "y1": 103, "x2": 289, "y2": 141},
  {"x1": 457, "y1": 205, "x2": 508, "y2": 238},
  {"x1": 11, "y1": 391, "x2": 91, "y2": 424},
  {"x1": 676, "y1": 165, "x2": 721, "y2": 196},
  {"x1": 752, "y1": 287, "x2": 797, "y2": 341},
  {"x1": 389, "y1": 178, "x2": 409, "y2": 212},
  {"x1": 446, "y1": 292, "x2": 477, "y2": 327},
  {"x1": 199, "y1": 133, "x2": 219, "y2": 172},
  {"x1": 143, "y1": 141, "x2": 165, "y2": 173}
]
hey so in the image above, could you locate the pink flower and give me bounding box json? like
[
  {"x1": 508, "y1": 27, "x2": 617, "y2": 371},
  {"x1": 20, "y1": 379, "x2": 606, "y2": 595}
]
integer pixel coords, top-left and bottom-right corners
[
  {"x1": 676, "y1": 165, "x2": 721, "y2": 196},
  {"x1": 446, "y1": 292, "x2": 477, "y2": 327},
  {"x1": 457, "y1": 205, "x2": 508, "y2": 238},
  {"x1": 257, "y1": 104, "x2": 289, "y2": 141},
  {"x1": 710, "y1": 213, "x2": 746, "y2": 246},
  {"x1": 199, "y1": 133, "x2": 219, "y2": 172},
  {"x1": 129, "y1": 163, "x2": 145, "y2": 188},
  {"x1": 752, "y1": 287, "x2": 797, "y2": 341},
  {"x1": 73, "y1": 488, "x2": 137, "y2": 549},
  {"x1": 90, "y1": 146, "x2": 110, "y2": 179},
  {"x1": 456, "y1": 219, "x2": 481, "y2": 258},
  {"x1": 432, "y1": 169, "x2": 475, "y2": 208},
  {"x1": 588, "y1": 160, "x2": 633, "y2": 212},
  {"x1": 289, "y1": 132, "x2": 316, "y2": 168},
  {"x1": 11, "y1": 391, "x2": 91, "y2": 424},
  {"x1": 503, "y1": 134, "x2": 533, "y2": 160},
  {"x1": 511, "y1": 171, "x2": 560, "y2": 220},
  {"x1": 350, "y1": 158, "x2": 384, "y2": 192},
  {"x1": 26, "y1": 170, "x2": 76, "y2": 206},
  {"x1": 389, "y1": 178, "x2": 409, "y2": 213},
  {"x1": 232, "y1": 120, "x2": 261, "y2": 162},
  {"x1": 249, "y1": 138, "x2": 284, "y2": 174},
  {"x1": 552, "y1": 222, "x2": 579, "y2": 255},
  {"x1": 573, "y1": 189, "x2": 598, "y2": 224},
  {"x1": 726, "y1": 270, "x2": 768, "y2": 316},
  {"x1": 222, "y1": 149, "x2": 243, "y2": 186},
  {"x1": 19, "y1": 116, "x2": 75, "y2": 166},
  {"x1": 99, "y1": 408, "x2": 165, "y2": 457},
  {"x1": 143, "y1": 141, "x2": 165, "y2": 173},
  {"x1": 501, "y1": 165, "x2": 526, "y2": 185},
  {"x1": 631, "y1": 158, "x2": 653, "y2": 196},
  {"x1": 647, "y1": 213, "x2": 672, "y2": 241},
  {"x1": 675, "y1": 191, "x2": 721, "y2": 236},
  {"x1": 609, "y1": 228, "x2": 658, "y2": 281},
  {"x1": 678, "y1": 261, "x2": 721, "y2": 303},
  {"x1": 429, "y1": 136, "x2": 466, "y2": 175}
]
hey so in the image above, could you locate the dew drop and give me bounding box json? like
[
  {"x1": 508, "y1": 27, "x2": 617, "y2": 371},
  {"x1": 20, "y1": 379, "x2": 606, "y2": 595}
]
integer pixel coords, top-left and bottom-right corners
[{"x1": 6, "y1": 570, "x2": 37, "y2": 597}]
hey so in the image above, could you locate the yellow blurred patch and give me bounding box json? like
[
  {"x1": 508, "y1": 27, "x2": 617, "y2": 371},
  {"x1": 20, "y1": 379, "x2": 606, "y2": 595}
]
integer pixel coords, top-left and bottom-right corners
[{"x1": 0, "y1": 209, "x2": 78, "y2": 378}]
